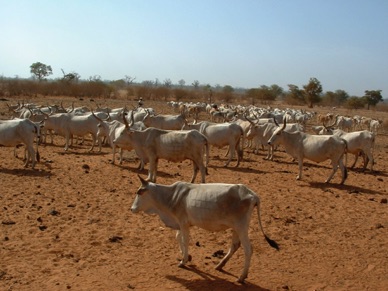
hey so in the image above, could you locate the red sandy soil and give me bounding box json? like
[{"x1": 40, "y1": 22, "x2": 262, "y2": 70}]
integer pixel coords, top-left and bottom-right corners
[{"x1": 0, "y1": 98, "x2": 387, "y2": 291}]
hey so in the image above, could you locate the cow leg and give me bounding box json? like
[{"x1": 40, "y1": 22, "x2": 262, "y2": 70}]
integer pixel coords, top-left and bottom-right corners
[
  {"x1": 175, "y1": 230, "x2": 192, "y2": 263},
  {"x1": 190, "y1": 162, "x2": 199, "y2": 183},
  {"x1": 176, "y1": 227, "x2": 191, "y2": 267},
  {"x1": 234, "y1": 141, "x2": 242, "y2": 167},
  {"x1": 97, "y1": 136, "x2": 102, "y2": 152},
  {"x1": 147, "y1": 158, "x2": 157, "y2": 182},
  {"x1": 326, "y1": 159, "x2": 341, "y2": 183},
  {"x1": 64, "y1": 133, "x2": 70, "y2": 151},
  {"x1": 296, "y1": 159, "x2": 303, "y2": 180},
  {"x1": 338, "y1": 158, "x2": 348, "y2": 184},
  {"x1": 269, "y1": 145, "x2": 274, "y2": 161},
  {"x1": 350, "y1": 152, "x2": 359, "y2": 169},
  {"x1": 238, "y1": 230, "x2": 253, "y2": 284},
  {"x1": 216, "y1": 230, "x2": 241, "y2": 271},
  {"x1": 137, "y1": 159, "x2": 144, "y2": 171},
  {"x1": 119, "y1": 148, "x2": 124, "y2": 164},
  {"x1": 224, "y1": 144, "x2": 234, "y2": 167},
  {"x1": 364, "y1": 149, "x2": 373, "y2": 171},
  {"x1": 198, "y1": 163, "x2": 206, "y2": 183},
  {"x1": 25, "y1": 145, "x2": 35, "y2": 168},
  {"x1": 88, "y1": 134, "x2": 96, "y2": 152},
  {"x1": 224, "y1": 147, "x2": 230, "y2": 157},
  {"x1": 111, "y1": 146, "x2": 117, "y2": 164}
]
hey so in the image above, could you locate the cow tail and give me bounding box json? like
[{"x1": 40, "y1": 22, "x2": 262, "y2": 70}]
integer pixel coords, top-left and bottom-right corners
[
  {"x1": 341, "y1": 138, "x2": 348, "y2": 181},
  {"x1": 238, "y1": 126, "x2": 244, "y2": 160},
  {"x1": 256, "y1": 197, "x2": 279, "y2": 250},
  {"x1": 35, "y1": 138, "x2": 40, "y2": 162},
  {"x1": 204, "y1": 137, "x2": 209, "y2": 174}
]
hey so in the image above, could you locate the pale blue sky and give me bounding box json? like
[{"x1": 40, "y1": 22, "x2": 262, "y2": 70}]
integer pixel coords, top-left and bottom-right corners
[{"x1": 1, "y1": 0, "x2": 387, "y2": 96}]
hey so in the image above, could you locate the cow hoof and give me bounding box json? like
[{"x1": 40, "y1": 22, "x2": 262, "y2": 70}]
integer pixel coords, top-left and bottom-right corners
[
  {"x1": 237, "y1": 278, "x2": 246, "y2": 284},
  {"x1": 178, "y1": 261, "x2": 186, "y2": 268}
]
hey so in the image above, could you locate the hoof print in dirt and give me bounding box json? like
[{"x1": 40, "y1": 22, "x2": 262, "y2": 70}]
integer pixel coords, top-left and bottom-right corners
[
  {"x1": 109, "y1": 236, "x2": 123, "y2": 243},
  {"x1": 212, "y1": 250, "x2": 225, "y2": 258}
]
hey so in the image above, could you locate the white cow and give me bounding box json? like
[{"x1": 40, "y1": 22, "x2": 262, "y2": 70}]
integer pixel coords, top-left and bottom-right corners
[
  {"x1": 268, "y1": 119, "x2": 348, "y2": 184},
  {"x1": 113, "y1": 126, "x2": 209, "y2": 183},
  {"x1": 94, "y1": 111, "x2": 146, "y2": 167},
  {"x1": 199, "y1": 122, "x2": 244, "y2": 167},
  {"x1": 319, "y1": 127, "x2": 375, "y2": 171},
  {"x1": 131, "y1": 175, "x2": 279, "y2": 284},
  {"x1": 0, "y1": 118, "x2": 42, "y2": 168},
  {"x1": 142, "y1": 109, "x2": 186, "y2": 130}
]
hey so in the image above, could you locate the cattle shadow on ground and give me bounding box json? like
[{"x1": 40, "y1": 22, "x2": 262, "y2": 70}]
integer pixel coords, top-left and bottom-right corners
[
  {"x1": 53, "y1": 149, "x2": 105, "y2": 156},
  {"x1": 0, "y1": 167, "x2": 51, "y2": 177},
  {"x1": 208, "y1": 164, "x2": 265, "y2": 175},
  {"x1": 350, "y1": 168, "x2": 388, "y2": 178},
  {"x1": 165, "y1": 265, "x2": 270, "y2": 291},
  {"x1": 305, "y1": 182, "x2": 384, "y2": 195}
]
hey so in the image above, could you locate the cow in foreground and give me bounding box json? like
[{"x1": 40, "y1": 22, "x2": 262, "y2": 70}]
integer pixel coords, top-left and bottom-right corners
[
  {"x1": 268, "y1": 119, "x2": 348, "y2": 184},
  {"x1": 113, "y1": 127, "x2": 209, "y2": 183},
  {"x1": 131, "y1": 175, "x2": 279, "y2": 283}
]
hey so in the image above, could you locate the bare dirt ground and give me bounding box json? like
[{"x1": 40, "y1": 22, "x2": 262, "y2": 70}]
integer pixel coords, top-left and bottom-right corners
[{"x1": 0, "y1": 97, "x2": 387, "y2": 291}]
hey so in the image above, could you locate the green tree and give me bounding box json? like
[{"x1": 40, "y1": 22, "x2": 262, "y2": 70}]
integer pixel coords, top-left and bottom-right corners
[
  {"x1": 257, "y1": 85, "x2": 277, "y2": 103},
  {"x1": 203, "y1": 84, "x2": 213, "y2": 103},
  {"x1": 363, "y1": 90, "x2": 383, "y2": 109},
  {"x1": 178, "y1": 79, "x2": 185, "y2": 87},
  {"x1": 192, "y1": 80, "x2": 200, "y2": 89},
  {"x1": 221, "y1": 85, "x2": 234, "y2": 103},
  {"x1": 245, "y1": 88, "x2": 259, "y2": 105},
  {"x1": 30, "y1": 62, "x2": 53, "y2": 81},
  {"x1": 163, "y1": 78, "x2": 172, "y2": 88},
  {"x1": 285, "y1": 84, "x2": 305, "y2": 105},
  {"x1": 321, "y1": 89, "x2": 349, "y2": 106},
  {"x1": 270, "y1": 84, "x2": 284, "y2": 99},
  {"x1": 345, "y1": 96, "x2": 366, "y2": 109},
  {"x1": 303, "y1": 77, "x2": 322, "y2": 108},
  {"x1": 61, "y1": 69, "x2": 80, "y2": 83}
]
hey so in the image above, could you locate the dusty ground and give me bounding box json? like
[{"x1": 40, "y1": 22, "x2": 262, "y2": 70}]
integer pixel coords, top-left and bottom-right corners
[{"x1": 0, "y1": 97, "x2": 387, "y2": 291}]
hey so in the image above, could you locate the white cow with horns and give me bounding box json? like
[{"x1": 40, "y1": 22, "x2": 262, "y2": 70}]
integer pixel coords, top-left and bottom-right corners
[
  {"x1": 131, "y1": 175, "x2": 279, "y2": 284},
  {"x1": 113, "y1": 123, "x2": 209, "y2": 183},
  {"x1": 268, "y1": 119, "x2": 348, "y2": 184}
]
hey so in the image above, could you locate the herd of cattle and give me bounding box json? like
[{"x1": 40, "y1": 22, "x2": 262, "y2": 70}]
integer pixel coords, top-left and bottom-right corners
[
  {"x1": 0, "y1": 99, "x2": 381, "y2": 283},
  {"x1": 0, "y1": 100, "x2": 380, "y2": 181}
]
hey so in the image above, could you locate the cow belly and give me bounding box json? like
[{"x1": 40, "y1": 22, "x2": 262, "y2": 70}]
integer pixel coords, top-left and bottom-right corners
[
  {"x1": 157, "y1": 141, "x2": 192, "y2": 162},
  {"x1": 185, "y1": 199, "x2": 231, "y2": 231}
]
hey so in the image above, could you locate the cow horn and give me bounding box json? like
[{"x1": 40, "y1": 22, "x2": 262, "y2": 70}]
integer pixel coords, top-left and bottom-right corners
[
  {"x1": 323, "y1": 115, "x2": 337, "y2": 129},
  {"x1": 137, "y1": 174, "x2": 148, "y2": 187},
  {"x1": 68, "y1": 102, "x2": 75, "y2": 113},
  {"x1": 123, "y1": 112, "x2": 130, "y2": 128},
  {"x1": 281, "y1": 117, "x2": 286, "y2": 130},
  {"x1": 39, "y1": 108, "x2": 49, "y2": 118},
  {"x1": 129, "y1": 110, "x2": 134, "y2": 126},
  {"x1": 244, "y1": 113, "x2": 255, "y2": 125},
  {"x1": 91, "y1": 109, "x2": 103, "y2": 122},
  {"x1": 144, "y1": 108, "x2": 150, "y2": 119}
]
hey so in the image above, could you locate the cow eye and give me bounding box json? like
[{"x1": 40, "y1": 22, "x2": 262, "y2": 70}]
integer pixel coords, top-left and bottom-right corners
[{"x1": 136, "y1": 188, "x2": 146, "y2": 195}]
